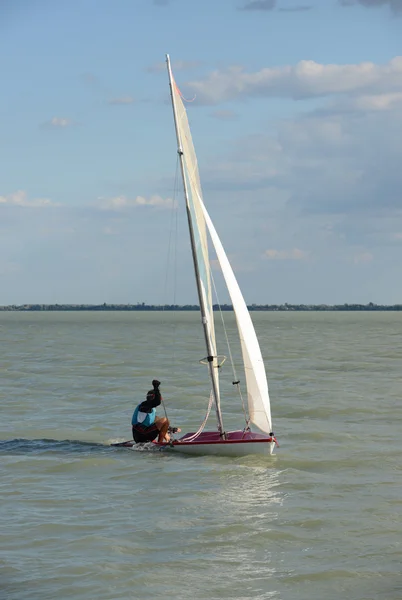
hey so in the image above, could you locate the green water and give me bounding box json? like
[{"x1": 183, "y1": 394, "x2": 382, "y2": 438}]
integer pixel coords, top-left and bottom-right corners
[{"x1": 1, "y1": 311, "x2": 401, "y2": 600}]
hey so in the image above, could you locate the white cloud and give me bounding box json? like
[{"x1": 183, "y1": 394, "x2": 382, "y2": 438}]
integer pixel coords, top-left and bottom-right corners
[
  {"x1": 0, "y1": 190, "x2": 58, "y2": 208},
  {"x1": 108, "y1": 96, "x2": 135, "y2": 105},
  {"x1": 42, "y1": 117, "x2": 74, "y2": 128},
  {"x1": 187, "y1": 56, "x2": 402, "y2": 105},
  {"x1": 264, "y1": 248, "x2": 309, "y2": 260},
  {"x1": 347, "y1": 92, "x2": 402, "y2": 111},
  {"x1": 194, "y1": 82, "x2": 402, "y2": 288},
  {"x1": 203, "y1": 97, "x2": 402, "y2": 219},
  {"x1": 97, "y1": 195, "x2": 176, "y2": 210}
]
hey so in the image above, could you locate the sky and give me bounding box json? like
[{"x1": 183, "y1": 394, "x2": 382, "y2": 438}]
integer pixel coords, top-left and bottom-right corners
[{"x1": 1, "y1": 0, "x2": 402, "y2": 305}]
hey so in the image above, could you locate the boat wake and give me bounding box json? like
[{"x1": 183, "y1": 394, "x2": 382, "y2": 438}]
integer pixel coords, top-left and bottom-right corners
[
  {"x1": 109, "y1": 439, "x2": 162, "y2": 452},
  {"x1": 0, "y1": 438, "x2": 166, "y2": 457},
  {"x1": 0, "y1": 438, "x2": 112, "y2": 456}
]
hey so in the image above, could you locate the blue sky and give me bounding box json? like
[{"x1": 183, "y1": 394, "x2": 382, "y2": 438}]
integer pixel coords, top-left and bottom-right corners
[{"x1": 1, "y1": 0, "x2": 401, "y2": 304}]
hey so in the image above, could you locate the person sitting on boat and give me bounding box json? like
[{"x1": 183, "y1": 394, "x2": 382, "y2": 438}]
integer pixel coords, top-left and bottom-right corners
[{"x1": 131, "y1": 379, "x2": 171, "y2": 444}]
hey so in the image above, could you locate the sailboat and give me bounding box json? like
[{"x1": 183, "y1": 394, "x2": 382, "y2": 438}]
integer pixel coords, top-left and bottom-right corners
[
  {"x1": 114, "y1": 56, "x2": 278, "y2": 457},
  {"x1": 158, "y1": 55, "x2": 278, "y2": 457}
]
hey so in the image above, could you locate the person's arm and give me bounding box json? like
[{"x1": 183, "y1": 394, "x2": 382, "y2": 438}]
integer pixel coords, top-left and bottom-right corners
[
  {"x1": 140, "y1": 380, "x2": 162, "y2": 411},
  {"x1": 150, "y1": 380, "x2": 162, "y2": 408},
  {"x1": 150, "y1": 387, "x2": 162, "y2": 408}
]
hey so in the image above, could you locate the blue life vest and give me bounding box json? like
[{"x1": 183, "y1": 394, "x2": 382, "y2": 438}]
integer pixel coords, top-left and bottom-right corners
[{"x1": 132, "y1": 405, "x2": 156, "y2": 428}]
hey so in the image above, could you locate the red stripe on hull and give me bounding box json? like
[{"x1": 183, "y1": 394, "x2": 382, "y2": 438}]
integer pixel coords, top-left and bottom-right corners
[{"x1": 154, "y1": 430, "x2": 274, "y2": 448}]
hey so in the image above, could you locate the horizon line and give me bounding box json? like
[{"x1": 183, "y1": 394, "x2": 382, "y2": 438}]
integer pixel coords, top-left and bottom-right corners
[{"x1": 0, "y1": 302, "x2": 401, "y2": 312}]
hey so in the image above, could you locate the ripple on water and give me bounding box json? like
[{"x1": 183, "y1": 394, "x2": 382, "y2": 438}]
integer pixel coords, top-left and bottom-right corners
[{"x1": 1, "y1": 312, "x2": 402, "y2": 600}]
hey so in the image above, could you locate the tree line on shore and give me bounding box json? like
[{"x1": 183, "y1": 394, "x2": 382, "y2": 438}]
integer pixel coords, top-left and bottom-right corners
[{"x1": 0, "y1": 302, "x2": 401, "y2": 312}]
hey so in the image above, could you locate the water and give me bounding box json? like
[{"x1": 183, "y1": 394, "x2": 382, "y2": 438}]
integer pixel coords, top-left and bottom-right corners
[{"x1": 1, "y1": 311, "x2": 401, "y2": 600}]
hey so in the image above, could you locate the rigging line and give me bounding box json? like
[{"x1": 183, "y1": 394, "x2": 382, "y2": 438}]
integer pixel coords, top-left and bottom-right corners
[
  {"x1": 174, "y1": 81, "x2": 196, "y2": 103},
  {"x1": 161, "y1": 397, "x2": 169, "y2": 421},
  {"x1": 180, "y1": 390, "x2": 214, "y2": 442},
  {"x1": 209, "y1": 267, "x2": 250, "y2": 427}
]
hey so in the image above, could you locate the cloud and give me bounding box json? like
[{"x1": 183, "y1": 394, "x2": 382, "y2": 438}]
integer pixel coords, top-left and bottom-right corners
[
  {"x1": 102, "y1": 226, "x2": 119, "y2": 235},
  {"x1": 210, "y1": 109, "x2": 238, "y2": 120},
  {"x1": 42, "y1": 117, "x2": 74, "y2": 129},
  {"x1": 321, "y1": 91, "x2": 402, "y2": 115},
  {"x1": 0, "y1": 190, "x2": 58, "y2": 208},
  {"x1": 264, "y1": 248, "x2": 309, "y2": 259},
  {"x1": 279, "y1": 4, "x2": 313, "y2": 10},
  {"x1": 208, "y1": 107, "x2": 402, "y2": 220},
  {"x1": 81, "y1": 72, "x2": 98, "y2": 86},
  {"x1": 97, "y1": 195, "x2": 175, "y2": 211},
  {"x1": 190, "y1": 54, "x2": 402, "y2": 275},
  {"x1": 241, "y1": 0, "x2": 312, "y2": 10},
  {"x1": 198, "y1": 105, "x2": 402, "y2": 280},
  {"x1": 108, "y1": 96, "x2": 135, "y2": 105},
  {"x1": 352, "y1": 92, "x2": 402, "y2": 110},
  {"x1": 339, "y1": 0, "x2": 402, "y2": 15},
  {"x1": 353, "y1": 251, "x2": 373, "y2": 264},
  {"x1": 147, "y1": 60, "x2": 202, "y2": 74},
  {"x1": 187, "y1": 56, "x2": 402, "y2": 105},
  {"x1": 241, "y1": 0, "x2": 276, "y2": 9}
]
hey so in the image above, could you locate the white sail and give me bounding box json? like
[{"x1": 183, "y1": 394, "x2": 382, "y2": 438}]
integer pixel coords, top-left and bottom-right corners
[
  {"x1": 169, "y1": 66, "x2": 222, "y2": 413},
  {"x1": 200, "y1": 201, "x2": 273, "y2": 435}
]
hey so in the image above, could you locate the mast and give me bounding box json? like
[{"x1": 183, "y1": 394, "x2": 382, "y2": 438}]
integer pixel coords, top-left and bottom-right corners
[{"x1": 165, "y1": 54, "x2": 225, "y2": 438}]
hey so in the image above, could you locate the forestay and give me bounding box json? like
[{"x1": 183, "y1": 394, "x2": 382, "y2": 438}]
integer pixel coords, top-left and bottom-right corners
[{"x1": 200, "y1": 201, "x2": 273, "y2": 435}]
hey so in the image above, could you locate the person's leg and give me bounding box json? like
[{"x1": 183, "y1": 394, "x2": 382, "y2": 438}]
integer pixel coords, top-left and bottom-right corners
[{"x1": 154, "y1": 417, "x2": 170, "y2": 443}]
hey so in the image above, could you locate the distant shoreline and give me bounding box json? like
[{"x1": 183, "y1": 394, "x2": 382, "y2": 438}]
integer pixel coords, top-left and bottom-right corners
[{"x1": 0, "y1": 303, "x2": 401, "y2": 312}]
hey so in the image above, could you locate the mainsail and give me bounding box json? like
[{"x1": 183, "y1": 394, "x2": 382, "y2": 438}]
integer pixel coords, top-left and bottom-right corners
[{"x1": 167, "y1": 58, "x2": 222, "y2": 430}]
